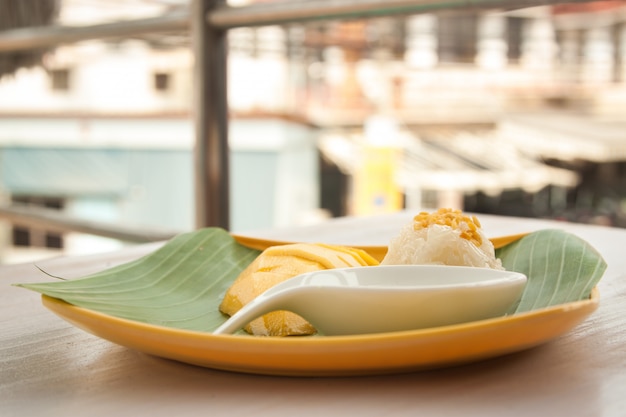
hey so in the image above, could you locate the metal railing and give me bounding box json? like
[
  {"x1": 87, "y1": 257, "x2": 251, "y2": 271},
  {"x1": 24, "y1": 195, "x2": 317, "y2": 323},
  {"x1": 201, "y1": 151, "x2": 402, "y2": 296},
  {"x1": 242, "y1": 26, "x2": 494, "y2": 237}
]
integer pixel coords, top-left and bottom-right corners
[
  {"x1": 0, "y1": 204, "x2": 180, "y2": 243},
  {"x1": 0, "y1": 0, "x2": 596, "y2": 239},
  {"x1": 0, "y1": 0, "x2": 583, "y2": 52}
]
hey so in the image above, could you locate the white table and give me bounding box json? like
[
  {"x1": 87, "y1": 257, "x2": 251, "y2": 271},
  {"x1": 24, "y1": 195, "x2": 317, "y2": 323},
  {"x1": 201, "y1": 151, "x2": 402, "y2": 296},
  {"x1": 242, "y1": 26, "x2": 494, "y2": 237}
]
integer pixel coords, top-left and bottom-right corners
[{"x1": 2, "y1": 211, "x2": 625, "y2": 417}]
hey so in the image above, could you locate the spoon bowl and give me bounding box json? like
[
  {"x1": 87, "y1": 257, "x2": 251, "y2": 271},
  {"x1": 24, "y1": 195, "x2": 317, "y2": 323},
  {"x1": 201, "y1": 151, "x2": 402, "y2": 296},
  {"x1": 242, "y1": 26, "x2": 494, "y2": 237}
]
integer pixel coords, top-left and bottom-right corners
[{"x1": 214, "y1": 265, "x2": 527, "y2": 336}]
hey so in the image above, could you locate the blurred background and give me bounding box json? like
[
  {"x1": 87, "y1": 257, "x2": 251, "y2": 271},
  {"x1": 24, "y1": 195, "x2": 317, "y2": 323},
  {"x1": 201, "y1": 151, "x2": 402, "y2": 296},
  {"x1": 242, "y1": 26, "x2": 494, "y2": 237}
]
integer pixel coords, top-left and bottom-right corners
[{"x1": 2, "y1": 0, "x2": 626, "y2": 264}]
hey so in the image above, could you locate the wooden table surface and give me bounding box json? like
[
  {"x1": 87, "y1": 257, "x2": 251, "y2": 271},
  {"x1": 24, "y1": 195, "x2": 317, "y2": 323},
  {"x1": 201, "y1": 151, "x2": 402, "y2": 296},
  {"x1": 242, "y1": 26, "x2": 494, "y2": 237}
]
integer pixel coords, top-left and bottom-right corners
[{"x1": 2, "y1": 211, "x2": 626, "y2": 417}]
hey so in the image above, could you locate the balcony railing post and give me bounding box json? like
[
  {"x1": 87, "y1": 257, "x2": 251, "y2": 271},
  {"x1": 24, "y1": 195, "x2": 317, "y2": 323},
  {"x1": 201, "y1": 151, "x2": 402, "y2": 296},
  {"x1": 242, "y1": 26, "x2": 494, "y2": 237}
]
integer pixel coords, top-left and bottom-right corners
[{"x1": 192, "y1": 0, "x2": 230, "y2": 229}]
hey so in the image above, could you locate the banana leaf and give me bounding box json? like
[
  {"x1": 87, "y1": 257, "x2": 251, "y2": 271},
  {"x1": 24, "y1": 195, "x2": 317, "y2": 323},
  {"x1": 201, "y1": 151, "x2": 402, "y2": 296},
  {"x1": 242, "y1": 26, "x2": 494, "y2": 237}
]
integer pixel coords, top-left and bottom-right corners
[
  {"x1": 495, "y1": 229, "x2": 606, "y2": 313},
  {"x1": 16, "y1": 227, "x2": 606, "y2": 333},
  {"x1": 17, "y1": 228, "x2": 260, "y2": 332}
]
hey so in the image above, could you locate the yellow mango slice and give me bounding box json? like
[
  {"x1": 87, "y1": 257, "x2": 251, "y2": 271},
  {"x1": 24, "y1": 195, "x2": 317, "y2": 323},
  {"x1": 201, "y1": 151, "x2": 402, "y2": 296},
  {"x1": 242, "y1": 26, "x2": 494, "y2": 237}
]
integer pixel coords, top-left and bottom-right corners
[{"x1": 219, "y1": 243, "x2": 379, "y2": 336}]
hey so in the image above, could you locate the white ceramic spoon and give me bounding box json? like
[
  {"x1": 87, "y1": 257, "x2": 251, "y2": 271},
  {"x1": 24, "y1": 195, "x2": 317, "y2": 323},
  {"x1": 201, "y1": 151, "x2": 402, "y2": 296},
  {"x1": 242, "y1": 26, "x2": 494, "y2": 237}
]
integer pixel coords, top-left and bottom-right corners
[{"x1": 213, "y1": 265, "x2": 527, "y2": 336}]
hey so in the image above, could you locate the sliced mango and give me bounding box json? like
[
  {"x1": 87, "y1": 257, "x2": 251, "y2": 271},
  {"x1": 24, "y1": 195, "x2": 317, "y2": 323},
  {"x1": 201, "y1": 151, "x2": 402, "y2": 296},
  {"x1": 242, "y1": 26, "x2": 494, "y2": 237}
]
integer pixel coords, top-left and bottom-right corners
[{"x1": 219, "y1": 243, "x2": 379, "y2": 336}]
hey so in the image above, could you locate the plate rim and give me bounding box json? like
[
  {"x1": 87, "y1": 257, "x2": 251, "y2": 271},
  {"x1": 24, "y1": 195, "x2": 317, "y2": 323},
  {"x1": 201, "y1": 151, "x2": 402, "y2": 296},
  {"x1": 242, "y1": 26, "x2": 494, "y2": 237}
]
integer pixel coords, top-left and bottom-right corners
[{"x1": 230, "y1": 232, "x2": 529, "y2": 263}]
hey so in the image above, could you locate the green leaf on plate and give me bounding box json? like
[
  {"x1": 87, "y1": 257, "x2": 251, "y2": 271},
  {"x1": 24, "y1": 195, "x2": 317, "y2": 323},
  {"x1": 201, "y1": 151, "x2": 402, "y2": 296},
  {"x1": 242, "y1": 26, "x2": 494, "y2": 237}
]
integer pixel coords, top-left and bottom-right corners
[
  {"x1": 16, "y1": 227, "x2": 607, "y2": 333},
  {"x1": 16, "y1": 228, "x2": 260, "y2": 332},
  {"x1": 495, "y1": 229, "x2": 607, "y2": 314}
]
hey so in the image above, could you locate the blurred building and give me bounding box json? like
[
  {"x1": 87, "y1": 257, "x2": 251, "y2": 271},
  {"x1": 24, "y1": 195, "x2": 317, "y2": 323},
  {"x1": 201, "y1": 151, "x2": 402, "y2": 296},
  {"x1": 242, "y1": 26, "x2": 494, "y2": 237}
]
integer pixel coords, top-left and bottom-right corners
[{"x1": 2, "y1": 0, "x2": 626, "y2": 261}]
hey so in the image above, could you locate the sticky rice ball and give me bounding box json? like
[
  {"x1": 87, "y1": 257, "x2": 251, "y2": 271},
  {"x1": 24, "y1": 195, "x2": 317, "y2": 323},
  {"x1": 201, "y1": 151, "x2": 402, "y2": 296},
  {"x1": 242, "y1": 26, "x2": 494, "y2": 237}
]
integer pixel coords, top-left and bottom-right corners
[{"x1": 381, "y1": 208, "x2": 503, "y2": 270}]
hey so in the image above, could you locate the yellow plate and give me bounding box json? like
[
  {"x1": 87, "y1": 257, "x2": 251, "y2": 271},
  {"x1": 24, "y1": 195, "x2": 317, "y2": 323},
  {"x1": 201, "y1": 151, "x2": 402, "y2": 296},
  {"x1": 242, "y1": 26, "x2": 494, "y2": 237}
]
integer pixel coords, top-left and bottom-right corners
[
  {"x1": 40, "y1": 233, "x2": 599, "y2": 377},
  {"x1": 42, "y1": 290, "x2": 598, "y2": 376}
]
